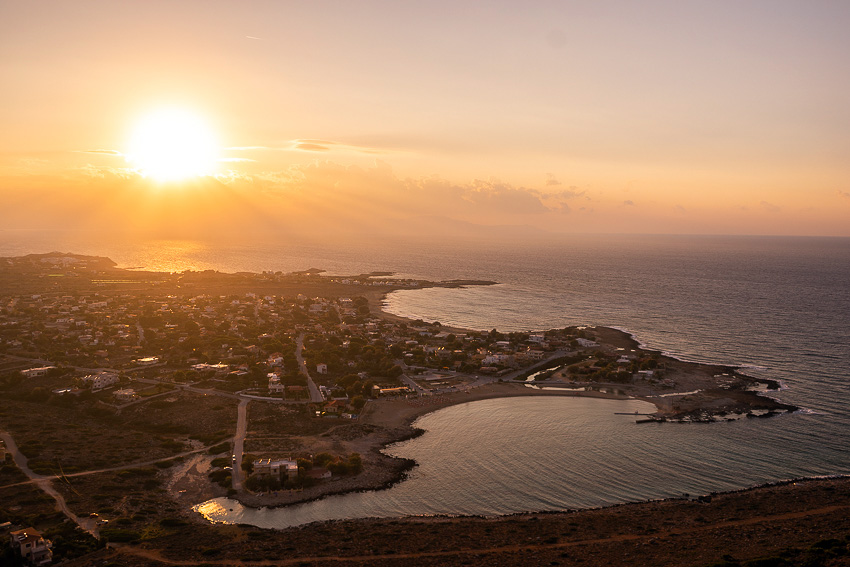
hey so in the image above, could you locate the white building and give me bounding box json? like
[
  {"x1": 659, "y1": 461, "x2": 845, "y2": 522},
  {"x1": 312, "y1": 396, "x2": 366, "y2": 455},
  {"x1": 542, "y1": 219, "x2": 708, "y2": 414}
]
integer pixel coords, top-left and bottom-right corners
[
  {"x1": 253, "y1": 458, "x2": 298, "y2": 479},
  {"x1": 21, "y1": 366, "x2": 56, "y2": 378},
  {"x1": 81, "y1": 371, "x2": 119, "y2": 391},
  {"x1": 316, "y1": 363, "x2": 328, "y2": 374},
  {"x1": 113, "y1": 388, "x2": 137, "y2": 402},
  {"x1": 10, "y1": 527, "x2": 53, "y2": 566},
  {"x1": 483, "y1": 353, "x2": 513, "y2": 365},
  {"x1": 268, "y1": 374, "x2": 285, "y2": 393}
]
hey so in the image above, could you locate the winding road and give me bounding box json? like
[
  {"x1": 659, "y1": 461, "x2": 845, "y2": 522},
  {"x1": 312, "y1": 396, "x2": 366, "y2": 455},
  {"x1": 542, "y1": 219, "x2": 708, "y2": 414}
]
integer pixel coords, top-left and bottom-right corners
[{"x1": 0, "y1": 431, "x2": 99, "y2": 538}]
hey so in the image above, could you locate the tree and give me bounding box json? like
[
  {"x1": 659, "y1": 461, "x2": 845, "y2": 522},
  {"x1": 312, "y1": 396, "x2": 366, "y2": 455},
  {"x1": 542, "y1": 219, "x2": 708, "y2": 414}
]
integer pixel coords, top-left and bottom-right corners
[
  {"x1": 29, "y1": 386, "x2": 49, "y2": 402},
  {"x1": 314, "y1": 452, "x2": 334, "y2": 467}
]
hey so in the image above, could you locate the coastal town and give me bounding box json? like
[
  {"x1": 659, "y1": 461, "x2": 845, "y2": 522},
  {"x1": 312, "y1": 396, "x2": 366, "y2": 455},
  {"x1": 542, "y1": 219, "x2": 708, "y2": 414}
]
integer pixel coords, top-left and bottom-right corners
[{"x1": 0, "y1": 253, "x2": 810, "y2": 566}]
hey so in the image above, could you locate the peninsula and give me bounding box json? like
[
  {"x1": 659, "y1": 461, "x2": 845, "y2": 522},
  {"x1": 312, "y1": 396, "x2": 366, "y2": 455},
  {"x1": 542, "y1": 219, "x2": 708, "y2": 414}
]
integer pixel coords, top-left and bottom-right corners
[{"x1": 0, "y1": 252, "x2": 807, "y2": 566}]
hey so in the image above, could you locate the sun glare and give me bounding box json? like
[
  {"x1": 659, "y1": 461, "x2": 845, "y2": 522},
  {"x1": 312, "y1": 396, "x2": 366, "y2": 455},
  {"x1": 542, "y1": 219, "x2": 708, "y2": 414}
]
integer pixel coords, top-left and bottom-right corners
[{"x1": 127, "y1": 108, "x2": 219, "y2": 182}]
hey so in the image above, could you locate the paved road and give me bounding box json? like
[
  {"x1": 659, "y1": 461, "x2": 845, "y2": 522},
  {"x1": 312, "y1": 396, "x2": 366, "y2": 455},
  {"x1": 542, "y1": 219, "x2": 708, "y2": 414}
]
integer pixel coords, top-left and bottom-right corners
[
  {"x1": 230, "y1": 399, "x2": 249, "y2": 491},
  {"x1": 135, "y1": 321, "x2": 146, "y2": 348},
  {"x1": 296, "y1": 333, "x2": 324, "y2": 403},
  {"x1": 400, "y1": 373, "x2": 428, "y2": 394}
]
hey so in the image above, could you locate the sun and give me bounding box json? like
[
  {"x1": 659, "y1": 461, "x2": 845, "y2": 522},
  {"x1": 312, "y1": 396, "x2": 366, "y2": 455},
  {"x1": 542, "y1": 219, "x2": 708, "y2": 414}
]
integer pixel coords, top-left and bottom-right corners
[{"x1": 126, "y1": 108, "x2": 219, "y2": 182}]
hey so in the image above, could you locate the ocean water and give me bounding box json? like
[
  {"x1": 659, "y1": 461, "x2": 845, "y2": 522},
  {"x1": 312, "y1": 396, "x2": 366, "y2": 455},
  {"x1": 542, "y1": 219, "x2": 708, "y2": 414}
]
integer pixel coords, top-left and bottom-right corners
[{"x1": 2, "y1": 230, "x2": 849, "y2": 526}]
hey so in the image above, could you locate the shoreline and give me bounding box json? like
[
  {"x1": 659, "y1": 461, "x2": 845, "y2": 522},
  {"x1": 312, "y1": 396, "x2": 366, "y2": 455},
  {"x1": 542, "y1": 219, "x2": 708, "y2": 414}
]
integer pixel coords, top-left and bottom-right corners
[
  {"x1": 142, "y1": 476, "x2": 850, "y2": 567},
  {"x1": 0, "y1": 253, "x2": 801, "y2": 522},
  {"x1": 219, "y1": 383, "x2": 643, "y2": 512},
  {"x1": 215, "y1": 288, "x2": 797, "y2": 515}
]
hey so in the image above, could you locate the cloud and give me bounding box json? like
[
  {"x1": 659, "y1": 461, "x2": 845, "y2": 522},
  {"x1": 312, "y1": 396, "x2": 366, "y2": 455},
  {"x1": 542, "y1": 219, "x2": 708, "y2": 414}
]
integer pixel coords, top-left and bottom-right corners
[
  {"x1": 218, "y1": 157, "x2": 256, "y2": 163},
  {"x1": 0, "y1": 160, "x2": 593, "y2": 240},
  {"x1": 76, "y1": 149, "x2": 123, "y2": 156},
  {"x1": 78, "y1": 164, "x2": 138, "y2": 179},
  {"x1": 675, "y1": 205, "x2": 687, "y2": 214},
  {"x1": 545, "y1": 173, "x2": 561, "y2": 186},
  {"x1": 227, "y1": 140, "x2": 388, "y2": 155},
  {"x1": 294, "y1": 142, "x2": 331, "y2": 152},
  {"x1": 760, "y1": 201, "x2": 781, "y2": 213},
  {"x1": 624, "y1": 200, "x2": 635, "y2": 206},
  {"x1": 838, "y1": 190, "x2": 850, "y2": 199},
  {"x1": 553, "y1": 186, "x2": 584, "y2": 199},
  {"x1": 465, "y1": 181, "x2": 550, "y2": 214}
]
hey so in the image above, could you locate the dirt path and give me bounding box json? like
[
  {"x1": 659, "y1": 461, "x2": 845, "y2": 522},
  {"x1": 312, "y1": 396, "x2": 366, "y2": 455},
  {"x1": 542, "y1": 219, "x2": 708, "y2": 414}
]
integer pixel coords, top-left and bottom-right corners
[
  {"x1": 0, "y1": 444, "x2": 215, "y2": 490},
  {"x1": 112, "y1": 503, "x2": 850, "y2": 565},
  {"x1": 0, "y1": 430, "x2": 98, "y2": 537}
]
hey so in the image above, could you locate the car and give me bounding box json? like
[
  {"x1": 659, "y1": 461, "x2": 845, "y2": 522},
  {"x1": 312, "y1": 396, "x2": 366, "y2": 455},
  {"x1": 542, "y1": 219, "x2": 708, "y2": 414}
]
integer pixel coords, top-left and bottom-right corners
[
  {"x1": 96, "y1": 519, "x2": 109, "y2": 526},
  {"x1": 89, "y1": 513, "x2": 99, "y2": 518}
]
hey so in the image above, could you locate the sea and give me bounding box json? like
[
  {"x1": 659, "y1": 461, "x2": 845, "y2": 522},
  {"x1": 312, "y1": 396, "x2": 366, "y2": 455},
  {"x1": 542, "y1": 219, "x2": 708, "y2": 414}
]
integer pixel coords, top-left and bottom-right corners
[{"x1": 2, "y1": 230, "x2": 849, "y2": 528}]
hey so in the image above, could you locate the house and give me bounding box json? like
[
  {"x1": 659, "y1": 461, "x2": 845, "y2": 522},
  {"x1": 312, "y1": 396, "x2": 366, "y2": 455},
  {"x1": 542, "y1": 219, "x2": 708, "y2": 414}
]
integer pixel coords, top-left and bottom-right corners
[
  {"x1": 113, "y1": 388, "x2": 137, "y2": 402},
  {"x1": 21, "y1": 367, "x2": 56, "y2": 378},
  {"x1": 268, "y1": 374, "x2": 285, "y2": 393},
  {"x1": 80, "y1": 371, "x2": 119, "y2": 391},
  {"x1": 253, "y1": 458, "x2": 298, "y2": 479},
  {"x1": 524, "y1": 349, "x2": 545, "y2": 361},
  {"x1": 191, "y1": 363, "x2": 230, "y2": 375},
  {"x1": 482, "y1": 353, "x2": 514, "y2": 366},
  {"x1": 576, "y1": 338, "x2": 599, "y2": 348},
  {"x1": 10, "y1": 527, "x2": 53, "y2": 566},
  {"x1": 316, "y1": 363, "x2": 328, "y2": 374}
]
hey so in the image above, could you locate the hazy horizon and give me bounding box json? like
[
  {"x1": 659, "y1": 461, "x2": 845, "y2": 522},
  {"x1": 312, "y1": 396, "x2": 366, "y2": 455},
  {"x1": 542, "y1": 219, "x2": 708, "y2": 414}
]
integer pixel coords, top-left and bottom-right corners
[{"x1": 3, "y1": 1, "x2": 850, "y2": 239}]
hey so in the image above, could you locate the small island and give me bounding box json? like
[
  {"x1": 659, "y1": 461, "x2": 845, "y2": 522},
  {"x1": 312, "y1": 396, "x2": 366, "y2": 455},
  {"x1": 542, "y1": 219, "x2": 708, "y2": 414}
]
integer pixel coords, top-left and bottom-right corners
[{"x1": 0, "y1": 252, "x2": 808, "y2": 566}]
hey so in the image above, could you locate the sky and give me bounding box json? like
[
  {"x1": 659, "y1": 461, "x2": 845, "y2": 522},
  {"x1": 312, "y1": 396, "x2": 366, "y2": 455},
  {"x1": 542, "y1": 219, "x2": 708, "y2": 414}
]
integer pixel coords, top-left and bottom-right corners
[{"x1": 2, "y1": 0, "x2": 850, "y2": 238}]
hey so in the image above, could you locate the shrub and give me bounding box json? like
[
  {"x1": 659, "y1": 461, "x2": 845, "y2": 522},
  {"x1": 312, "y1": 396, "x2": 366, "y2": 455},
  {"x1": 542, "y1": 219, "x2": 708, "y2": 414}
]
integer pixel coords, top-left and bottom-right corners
[
  {"x1": 208, "y1": 442, "x2": 230, "y2": 455},
  {"x1": 99, "y1": 528, "x2": 141, "y2": 543}
]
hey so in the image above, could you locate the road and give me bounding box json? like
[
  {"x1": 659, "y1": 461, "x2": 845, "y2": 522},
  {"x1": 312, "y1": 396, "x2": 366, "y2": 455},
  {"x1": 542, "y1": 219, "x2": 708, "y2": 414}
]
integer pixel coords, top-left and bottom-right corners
[
  {"x1": 230, "y1": 399, "x2": 249, "y2": 491},
  {"x1": 400, "y1": 372, "x2": 428, "y2": 394},
  {"x1": 0, "y1": 431, "x2": 99, "y2": 538},
  {"x1": 135, "y1": 321, "x2": 145, "y2": 346},
  {"x1": 296, "y1": 333, "x2": 324, "y2": 403},
  {"x1": 0, "y1": 444, "x2": 216, "y2": 490}
]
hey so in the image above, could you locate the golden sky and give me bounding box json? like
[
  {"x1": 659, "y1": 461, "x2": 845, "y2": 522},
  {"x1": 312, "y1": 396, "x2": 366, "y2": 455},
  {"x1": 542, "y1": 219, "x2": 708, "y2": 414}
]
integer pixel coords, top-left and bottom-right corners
[{"x1": 2, "y1": 1, "x2": 849, "y2": 237}]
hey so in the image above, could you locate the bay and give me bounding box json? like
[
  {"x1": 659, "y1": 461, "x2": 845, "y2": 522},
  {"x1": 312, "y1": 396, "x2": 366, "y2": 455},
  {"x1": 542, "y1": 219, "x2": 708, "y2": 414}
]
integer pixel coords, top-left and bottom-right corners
[{"x1": 3, "y1": 230, "x2": 849, "y2": 527}]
